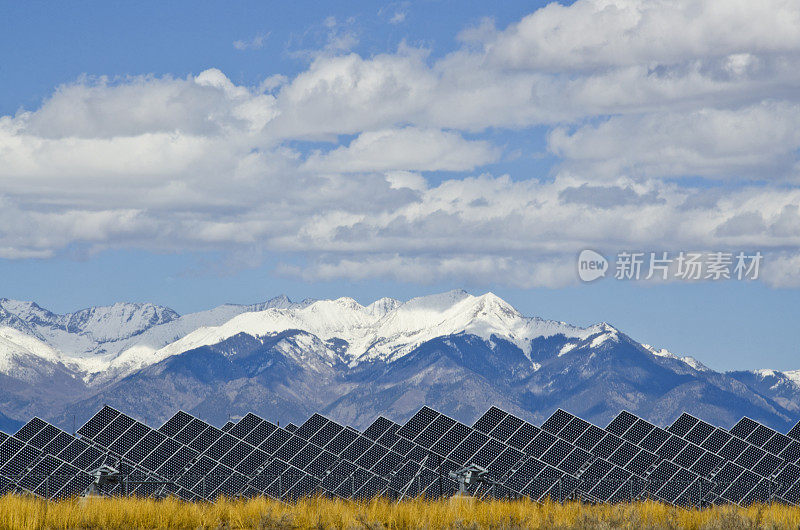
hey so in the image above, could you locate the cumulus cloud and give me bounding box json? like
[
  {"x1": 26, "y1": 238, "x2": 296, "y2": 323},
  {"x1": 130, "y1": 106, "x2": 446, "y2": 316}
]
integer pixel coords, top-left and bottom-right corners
[{"x1": 2, "y1": 0, "x2": 800, "y2": 288}]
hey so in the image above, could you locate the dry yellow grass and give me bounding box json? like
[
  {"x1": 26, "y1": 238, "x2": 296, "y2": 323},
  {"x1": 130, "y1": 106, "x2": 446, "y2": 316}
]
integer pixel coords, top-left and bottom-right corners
[{"x1": 1, "y1": 494, "x2": 799, "y2": 529}]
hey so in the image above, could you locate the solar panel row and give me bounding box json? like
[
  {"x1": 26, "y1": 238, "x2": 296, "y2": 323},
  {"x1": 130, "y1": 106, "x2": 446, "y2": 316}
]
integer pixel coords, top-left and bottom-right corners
[{"x1": 1, "y1": 405, "x2": 799, "y2": 506}]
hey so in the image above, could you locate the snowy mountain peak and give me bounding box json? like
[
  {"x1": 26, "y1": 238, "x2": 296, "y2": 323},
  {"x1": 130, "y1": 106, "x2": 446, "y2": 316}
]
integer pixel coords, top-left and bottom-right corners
[{"x1": 642, "y1": 344, "x2": 709, "y2": 372}]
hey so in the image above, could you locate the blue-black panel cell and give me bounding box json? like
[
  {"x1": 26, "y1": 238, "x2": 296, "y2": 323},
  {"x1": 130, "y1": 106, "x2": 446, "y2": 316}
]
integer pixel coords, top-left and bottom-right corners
[
  {"x1": 306, "y1": 450, "x2": 339, "y2": 478},
  {"x1": 489, "y1": 414, "x2": 525, "y2": 443},
  {"x1": 639, "y1": 427, "x2": 670, "y2": 453},
  {"x1": 158, "y1": 411, "x2": 193, "y2": 438},
  {"x1": 690, "y1": 452, "x2": 723, "y2": 477},
  {"x1": 294, "y1": 414, "x2": 328, "y2": 441},
  {"x1": 372, "y1": 451, "x2": 403, "y2": 477},
  {"x1": 189, "y1": 427, "x2": 223, "y2": 453},
  {"x1": 673, "y1": 444, "x2": 704, "y2": 469},
  {"x1": 216, "y1": 472, "x2": 249, "y2": 498},
  {"x1": 745, "y1": 425, "x2": 776, "y2": 448},
  {"x1": 340, "y1": 436, "x2": 372, "y2": 463},
  {"x1": 525, "y1": 431, "x2": 558, "y2": 458},
  {"x1": 206, "y1": 434, "x2": 239, "y2": 461},
  {"x1": 590, "y1": 466, "x2": 630, "y2": 502},
  {"x1": 77, "y1": 406, "x2": 120, "y2": 440},
  {"x1": 579, "y1": 459, "x2": 614, "y2": 490},
  {"x1": 284, "y1": 423, "x2": 299, "y2": 434},
  {"x1": 397, "y1": 407, "x2": 439, "y2": 440},
  {"x1": 125, "y1": 429, "x2": 166, "y2": 463},
  {"x1": 625, "y1": 450, "x2": 659, "y2": 476},
  {"x1": 574, "y1": 425, "x2": 606, "y2": 452},
  {"x1": 289, "y1": 443, "x2": 321, "y2": 470},
  {"x1": 541, "y1": 410, "x2": 574, "y2": 436},
  {"x1": 700, "y1": 429, "x2": 731, "y2": 454},
  {"x1": 109, "y1": 422, "x2": 150, "y2": 456},
  {"x1": 322, "y1": 428, "x2": 358, "y2": 456},
  {"x1": 558, "y1": 448, "x2": 592, "y2": 475},
  {"x1": 718, "y1": 437, "x2": 749, "y2": 462},
  {"x1": 647, "y1": 461, "x2": 678, "y2": 493},
  {"x1": 684, "y1": 422, "x2": 715, "y2": 446},
  {"x1": 355, "y1": 443, "x2": 387, "y2": 470},
  {"x1": 473, "y1": 407, "x2": 507, "y2": 435},
  {"x1": 234, "y1": 449, "x2": 270, "y2": 476},
  {"x1": 788, "y1": 421, "x2": 800, "y2": 441},
  {"x1": 57, "y1": 438, "x2": 89, "y2": 464},
  {"x1": 15, "y1": 418, "x2": 48, "y2": 443},
  {"x1": 28, "y1": 424, "x2": 60, "y2": 449},
  {"x1": 220, "y1": 441, "x2": 255, "y2": 469},
  {"x1": 780, "y1": 441, "x2": 800, "y2": 464},
  {"x1": 244, "y1": 422, "x2": 277, "y2": 448},
  {"x1": 274, "y1": 437, "x2": 307, "y2": 463},
  {"x1": 391, "y1": 437, "x2": 414, "y2": 457},
  {"x1": 72, "y1": 445, "x2": 104, "y2": 471},
  {"x1": 221, "y1": 422, "x2": 235, "y2": 433},
  {"x1": 609, "y1": 441, "x2": 641, "y2": 468},
  {"x1": 541, "y1": 439, "x2": 573, "y2": 467},
  {"x1": 42, "y1": 431, "x2": 75, "y2": 456},
  {"x1": 730, "y1": 417, "x2": 760, "y2": 440},
  {"x1": 592, "y1": 434, "x2": 624, "y2": 460},
  {"x1": 505, "y1": 458, "x2": 545, "y2": 493},
  {"x1": 763, "y1": 432, "x2": 791, "y2": 456},
  {"x1": 1, "y1": 443, "x2": 40, "y2": 475},
  {"x1": 448, "y1": 431, "x2": 489, "y2": 465},
  {"x1": 752, "y1": 452, "x2": 783, "y2": 478},
  {"x1": 431, "y1": 423, "x2": 472, "y2": 456},
  {"x1": 260, "y1": 428, "x2": 293, "y2": 455},
  {"x1": 415, "y1": 415, "x2": 456, "y2": 448},
  {"x1": 557, "y1": 417, "x2": 591, "y2": 444},
  {"x1": 668, "y1": 413, "x2": 699, "y2": 438},
  {"x1": 470, "y1": 438, "x2": 505, "y2": 468},
  {"x1": 606, "y1": 411, "x2": 639, "y2": 437},
  {"x1": 734, "y1": 445, "x2": 766, "y2": 471},
  {"x1": 506, "y1": 423, "x2": 540, "y2": 451},
  {"x1": 228, "y1": 413, "x2": 263, "y2": 440},
  {"x1": 655, "y1": 436, "x2": 687, "y2": 460},
  {"x1": 174, "y1": 418, "x2": 207, "y2": 445},
  {"x1": 95, "y1": 414, "x2": 136, "y2": 448},
  {"x1": 363, "y1": 417, "x2": 394, "y2": 441},
  {"x1": 376, "y1": 428, "x2": 400, "y2": 450}
]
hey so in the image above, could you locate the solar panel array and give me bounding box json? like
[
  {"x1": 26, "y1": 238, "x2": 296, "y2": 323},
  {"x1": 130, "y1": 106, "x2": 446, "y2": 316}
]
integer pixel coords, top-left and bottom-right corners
[{"x1": 1, "y1": 405, "x2": 799, "y2": 506}]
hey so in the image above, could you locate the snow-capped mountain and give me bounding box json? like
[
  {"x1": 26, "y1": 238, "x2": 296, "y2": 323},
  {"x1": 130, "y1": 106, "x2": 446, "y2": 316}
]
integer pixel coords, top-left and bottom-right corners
[{"x1": 0, "y1": 290, "x2": 798, "y2": 434}]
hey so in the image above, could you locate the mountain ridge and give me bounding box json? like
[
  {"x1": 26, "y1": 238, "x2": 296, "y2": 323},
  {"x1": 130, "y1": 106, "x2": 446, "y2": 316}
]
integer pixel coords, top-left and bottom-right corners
[{"x1": 0, "y1": 290, "x2": 798, "y2": 433}]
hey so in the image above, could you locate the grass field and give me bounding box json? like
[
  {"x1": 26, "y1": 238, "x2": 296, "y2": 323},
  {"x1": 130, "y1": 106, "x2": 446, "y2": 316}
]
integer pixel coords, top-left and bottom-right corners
[{"x1": 1, "y1": 494, "x2": 800, "y2": 529}]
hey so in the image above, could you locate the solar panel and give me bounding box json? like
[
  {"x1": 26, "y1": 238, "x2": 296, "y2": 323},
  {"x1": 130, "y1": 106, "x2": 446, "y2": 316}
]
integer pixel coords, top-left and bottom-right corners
[
  {"x1": 730, "y1": 417, "x2": 760, "y2": 439},
  {"x1": 789, "y1": 421, "x2": 800, "y2": 441},
  {"x1": 541, "y1": 409, "x2": 574, "y2": 436},
  {"x1": 606, "y1": 411, "x2": 638, "y2": 437}
]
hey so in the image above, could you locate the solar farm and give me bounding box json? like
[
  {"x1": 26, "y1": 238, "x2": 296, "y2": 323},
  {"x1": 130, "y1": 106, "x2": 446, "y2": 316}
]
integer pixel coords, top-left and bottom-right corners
[{"x1": 2, "y1": 404, "x2": 800, "y2": 508}]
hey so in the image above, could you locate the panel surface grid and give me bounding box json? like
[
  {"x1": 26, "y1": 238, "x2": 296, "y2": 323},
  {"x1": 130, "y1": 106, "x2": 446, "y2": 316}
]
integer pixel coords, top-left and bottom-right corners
[
  {"x1": 488, "y1": 414, "x2": 524, "y2": 443},
  {"x1": 397, "y1": 407, "x2": 439, "y2": 439},
  {"x1": 77, "y1": 406, "x2": 120, "y2": 440},
  {"x1": 667, "y1": 413, "x2": 699, "y2": 438},
  {"x1": 606, "y1": 411, "x2": 639, "y2": 437},
  {"x1": 414, "y1": 415, "x2": 455, "y2": 448},
  {"x1": 507, "y1": 423, "x2": 540, "y2": 451},
  {"x1": 575, "y1": 425, "x2": 606, "y2": 452},
  {"x1": 622, "y1": 419, "x2": 655, "y2": 445},
  {"x1": 473, "y1": 407, "x2": 508, "y2": 434},
  {"x1": 684, "y1": 421, "x2": 715, "y2": 446},
  {"x1": 746, "y1": 424, "x2": 777, "y2": 448},
  {"x1": 159, "y1": 411, "x2": 194, "y2": 438},
  {"x1": 730, "y1": 417, "x2": 761, "y2": 439},
  {"x1": 789, "y1": 421, "x2": 800, "y2": 441},
  {"x1": 294, "y1": 414, "x2": 328, "y2": 440},
  {"x1": 362, "y1": 417, "x2": 394, "y2": 441},
  {"x1": 541, "y1": 410, "x2": 575, "y2": 435},
  {"x1": 284, "y1": 424, "x2": 298, "y2": 433},
  {"x1": 558, "y1": 417, "x2": 591, "y2": 444},
  {"x1": 14, "y1": 418, "x2": 48, "y2": 443}
]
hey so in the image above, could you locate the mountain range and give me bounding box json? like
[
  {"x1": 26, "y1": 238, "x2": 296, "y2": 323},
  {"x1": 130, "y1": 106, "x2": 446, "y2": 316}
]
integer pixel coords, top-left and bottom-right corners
[{"x1": 0, "y1": 290, "x2": 798, "y2": 435}]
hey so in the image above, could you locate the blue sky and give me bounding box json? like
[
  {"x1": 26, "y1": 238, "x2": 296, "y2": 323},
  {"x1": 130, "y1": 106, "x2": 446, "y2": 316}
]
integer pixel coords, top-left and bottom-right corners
[{"x1": 1, "y1": 0, "x2": 799, "y2": 372}]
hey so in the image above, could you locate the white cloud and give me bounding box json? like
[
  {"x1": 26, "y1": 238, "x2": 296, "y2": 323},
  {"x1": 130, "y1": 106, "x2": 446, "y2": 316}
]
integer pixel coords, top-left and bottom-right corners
[
  {"x1": 548, "y1": 101, "x2": 800, "y2": 180},
  {"x1": 2, "y1": 1, "x2": 800, "y2": 289},
  {"x1": 233, "y1": 32, "x2": 270, "y2": 51},
  {"x1": 303, "y1": 127, "x2": 500, "y2": 173}
]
